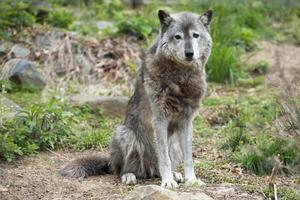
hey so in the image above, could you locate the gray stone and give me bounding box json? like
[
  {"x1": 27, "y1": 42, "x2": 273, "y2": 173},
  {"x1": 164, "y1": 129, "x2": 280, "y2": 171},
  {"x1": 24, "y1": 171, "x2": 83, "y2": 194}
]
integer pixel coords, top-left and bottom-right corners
[
  {"x1": 96, "y1": 21, "x2": 114, "y2": 30},
  {"x1": 12, "y1": 45, "x2": 30, "y2": 58},
  {"x1": 75, "y1": 54, "x2": 93, "y2": 73},
  {"x1": 0, "y1": 95, "x2": 22, "y2": 120},
  {"x1": 124, "y1": 185, "x2": 214, "y2": 200},
  {"x1": 69, "y1": 94, "x2": 129, "y2": 117},
  {"x1": 214, "y1": 183, "x2": 235, "y2": 196},
  {"x1": 204, "y1": 183, "x2": 235, "y2": 199},
  {"x1": 204, "y1": 183, "x2": 264, "y2": 200},
  {"x1": 35, "y1": 32, "x2": 61, "y2": 49},
  {"x1": 1, "y1": 59, "x2": 46, "y2": 89}
]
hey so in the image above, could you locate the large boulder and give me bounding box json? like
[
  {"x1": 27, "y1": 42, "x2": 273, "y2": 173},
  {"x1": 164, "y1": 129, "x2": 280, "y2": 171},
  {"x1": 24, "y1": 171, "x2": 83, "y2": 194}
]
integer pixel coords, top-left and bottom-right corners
[
  {"x1": 69, "y1": 94, "x2": 129, "y2": 118},
  {"x1": 1, "y1": 59, "x2": 46, "y2": 89},
  {"x1": 124, "y1": 185, "x2": 214, "y2": 200}
]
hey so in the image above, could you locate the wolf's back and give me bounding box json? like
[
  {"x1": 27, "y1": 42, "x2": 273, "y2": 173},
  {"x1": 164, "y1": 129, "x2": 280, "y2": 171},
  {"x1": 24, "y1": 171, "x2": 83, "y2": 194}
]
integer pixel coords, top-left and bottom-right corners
[{"x1": 59, "y1": 155, "x2": 111, "y2": 179}]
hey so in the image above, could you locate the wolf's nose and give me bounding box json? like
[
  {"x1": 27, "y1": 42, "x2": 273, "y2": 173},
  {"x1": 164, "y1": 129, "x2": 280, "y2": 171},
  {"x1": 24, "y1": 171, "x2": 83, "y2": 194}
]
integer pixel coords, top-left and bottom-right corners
[{"x1": 185, "y1": 51, "x2": 194, "y2": 59}]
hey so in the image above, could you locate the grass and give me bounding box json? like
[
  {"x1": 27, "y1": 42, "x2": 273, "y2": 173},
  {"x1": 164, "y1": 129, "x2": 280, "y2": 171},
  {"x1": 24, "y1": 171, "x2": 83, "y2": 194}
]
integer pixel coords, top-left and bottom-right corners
[
  {"x1": 0, "y1": 97, "x2": 119, "y2": 162},
  {"x1": 193, "y1": 85, "x2": 299, "y2": 175},
  {"x1": 262, "y1": 186, "x2": 300, "y2": 200}
]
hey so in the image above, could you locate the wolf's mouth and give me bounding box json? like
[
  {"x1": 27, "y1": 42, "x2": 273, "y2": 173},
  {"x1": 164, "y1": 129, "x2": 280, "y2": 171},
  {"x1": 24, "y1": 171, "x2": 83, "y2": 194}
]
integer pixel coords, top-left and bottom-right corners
[{"x1": 185, "y1": 57, "x2": 194, "y2": 61}]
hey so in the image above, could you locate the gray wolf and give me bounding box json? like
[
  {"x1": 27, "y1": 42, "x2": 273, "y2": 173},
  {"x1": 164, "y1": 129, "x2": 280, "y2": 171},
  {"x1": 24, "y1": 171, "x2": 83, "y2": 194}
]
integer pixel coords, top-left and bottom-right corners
[{"x1": 59, "y1": 9, "x2": 213, "y2": 189}]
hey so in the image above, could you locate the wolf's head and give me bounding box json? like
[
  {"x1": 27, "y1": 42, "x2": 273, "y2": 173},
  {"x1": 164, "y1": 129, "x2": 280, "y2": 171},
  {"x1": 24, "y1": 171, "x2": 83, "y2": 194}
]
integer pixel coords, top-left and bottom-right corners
[{"x1": 156, "y1": 10, "x2": 213, "y2": 67}]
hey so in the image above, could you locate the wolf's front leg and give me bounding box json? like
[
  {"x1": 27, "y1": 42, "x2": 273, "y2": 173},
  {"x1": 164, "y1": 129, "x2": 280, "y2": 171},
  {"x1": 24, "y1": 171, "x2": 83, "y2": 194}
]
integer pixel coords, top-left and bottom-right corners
[
  {"x1": 154, "y1": 117, "x2": 178, "y2": 189},
  {"x1": 178, "y1": 118, "x2": 206, "y2": 187}
]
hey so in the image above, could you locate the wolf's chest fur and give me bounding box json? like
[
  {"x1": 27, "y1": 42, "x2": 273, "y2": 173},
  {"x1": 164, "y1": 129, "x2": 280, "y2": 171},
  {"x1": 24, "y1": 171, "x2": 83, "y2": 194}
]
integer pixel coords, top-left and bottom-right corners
[{"x1": 143, "y1": 55, "x2": 206, "y2": 116}]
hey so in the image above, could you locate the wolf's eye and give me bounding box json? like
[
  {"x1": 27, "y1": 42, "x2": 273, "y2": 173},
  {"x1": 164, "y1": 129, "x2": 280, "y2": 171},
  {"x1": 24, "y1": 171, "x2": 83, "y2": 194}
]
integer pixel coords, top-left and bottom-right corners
[
  {"x1": 193, "y1": 33, "x2": 200, "y2": 38},
  {"x1": 174, "y1": 34, "x2": 182, "y2": 40}
]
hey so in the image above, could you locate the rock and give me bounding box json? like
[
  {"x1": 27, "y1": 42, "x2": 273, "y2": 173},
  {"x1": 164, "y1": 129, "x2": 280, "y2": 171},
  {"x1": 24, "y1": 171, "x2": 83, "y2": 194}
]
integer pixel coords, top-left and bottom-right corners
[
  {"x1": 34, "y1": 32, "x2": 61, "y2": 49},
  {"x1": 12, "y1": 45, "x2": 30, "y2": 58},
  {"x1": 1, "y1": 59, "x2": 46, "y2": 89},
  {"x1": 214, "y1": 183, "x2": 235, "y2": 197},
  {"x1": 69, "y1": 94, "x2": 129, "y2": 117},
  {"x1": 75, "y1": 54, "x2": 93, "y2": 73},
  {"x1": 96, "y1": 21, "x2": 114, "y2": 30},
  {"x1": 0, "y1": 96, "x2": 22, "y2": 119},
  {"x1": 124, "y1": 185, "x2": 214, "y2": 200},
  {"x1": 204, "y1": 183, "x2": 263, "y2": 200},
  {"x1": 205, "y1": 183, "x2": 235, "y2": 199}
]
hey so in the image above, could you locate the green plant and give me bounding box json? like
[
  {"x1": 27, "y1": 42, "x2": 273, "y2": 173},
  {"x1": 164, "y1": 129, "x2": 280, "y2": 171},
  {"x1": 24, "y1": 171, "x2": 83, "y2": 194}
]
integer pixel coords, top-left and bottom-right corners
[
  {"x1": 46, "y1": 7, "x2": 74, "y2": 29},
  {"x1": 209, "y1": 91, "x2": 299, "y2": 174},
  {"x1": 67, "y1": 128, "x2": 111, "y2": 150},
  {"x1": 66, "y1": 104, "x2": 118, "y2": 150},
  {"x1": 114, "y1": 15, "x2": 155, "y2": 40},
  {"x1": 222, "y1": 126, "x2": 251, "y2": 152},
  {"x1": 206, "y1": 43, "x2": 244, "y2": 84},
  {"x1": 0, "y1": 0, "x2": 36, "y2": 38},
  {"x1": 248, "y1": 61, "x2": 269, "y2": 75},
  {"x1": 262, "y1": 186, "x2": 300, "y2": 200},
  {"x1": 233, "y1": 134, "x2": 298, "y2": 174},
  {"x1": 0, "y1": 98, "x2": 74, "y2": 161}
]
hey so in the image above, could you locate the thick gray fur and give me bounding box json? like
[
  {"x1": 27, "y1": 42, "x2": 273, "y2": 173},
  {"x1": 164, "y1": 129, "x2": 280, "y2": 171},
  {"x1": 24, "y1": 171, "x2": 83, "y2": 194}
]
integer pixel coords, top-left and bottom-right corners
[{"x1": 59, "y1": 9, "x2": 213, "y2": 188}]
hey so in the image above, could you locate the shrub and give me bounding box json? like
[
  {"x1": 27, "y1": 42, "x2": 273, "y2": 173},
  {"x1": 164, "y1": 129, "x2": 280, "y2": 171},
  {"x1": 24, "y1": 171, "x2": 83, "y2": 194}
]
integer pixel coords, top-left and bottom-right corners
[
  {"x1": 0, "y1": 98, "x2": 120, "y2": 162},
  {"x1": 0, "y1": 98, "x2": 74, "y2": 161},
  {"x1": 114, "y1": 15, "x2": 155, "y2": 40},
  {"x1": 0, "y1": 1, "x2": 36, "y2": 38},
  {"x1": 46, "y1": 8, "x2": 74, "y2": 29},
  {"x1": 206, "y1": 43, "x2": 244, "y2": 84}
]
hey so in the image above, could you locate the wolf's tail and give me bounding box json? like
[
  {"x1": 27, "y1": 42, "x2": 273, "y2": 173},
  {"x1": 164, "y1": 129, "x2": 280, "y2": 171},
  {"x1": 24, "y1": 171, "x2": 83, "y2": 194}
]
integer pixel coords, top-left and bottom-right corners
[{"x1": 58, "y1": 155, "x2": 112, "y2": 179}]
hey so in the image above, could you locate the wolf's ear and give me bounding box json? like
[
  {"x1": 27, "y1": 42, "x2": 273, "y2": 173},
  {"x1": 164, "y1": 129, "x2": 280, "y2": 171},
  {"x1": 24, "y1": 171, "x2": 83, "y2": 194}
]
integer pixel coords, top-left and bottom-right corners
[
  {"x1": 158, "y1": 10, "x2": 172, "y2": 28},
  {"x1": 200, "y1": 10, "x2": 213, "y2": 28}
]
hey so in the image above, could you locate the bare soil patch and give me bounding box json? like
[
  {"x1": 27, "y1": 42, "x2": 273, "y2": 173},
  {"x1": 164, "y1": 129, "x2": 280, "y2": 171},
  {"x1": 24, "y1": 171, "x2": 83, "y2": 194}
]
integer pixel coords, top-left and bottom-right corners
[
  {"x1": 0, "y1": 150, "x2": 134, "y2": 200},
  {"x1": 244, "y1": 40, "x2": 300, "y2": 84}
]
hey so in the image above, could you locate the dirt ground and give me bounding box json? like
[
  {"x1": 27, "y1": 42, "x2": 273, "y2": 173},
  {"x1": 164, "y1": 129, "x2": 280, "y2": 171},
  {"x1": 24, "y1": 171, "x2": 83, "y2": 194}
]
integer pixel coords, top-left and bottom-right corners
[
  {"x1": 244, "y1": 40, "x2": 300, "y2": 83},
  {"x1": 0, "y1": 150, "x2": 135, "y2": 200},
  {"x1": 1, "y1": 40, "x2": 300, "y2": 200},
  {"x1": 0, "y1": 145, "x2": 265, "y2": 200}
]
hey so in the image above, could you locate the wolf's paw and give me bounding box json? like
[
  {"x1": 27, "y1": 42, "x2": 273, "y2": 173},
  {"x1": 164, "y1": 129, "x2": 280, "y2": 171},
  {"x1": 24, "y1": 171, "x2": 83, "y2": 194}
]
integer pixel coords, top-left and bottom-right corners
[
  {"x1": 172, "y1": 171, "x2": 183, "y2": 183},
  {"x1": 185, "y1": 178, "x2": 206, "y2": 187},
  {"x1": 121, "y1": 173, "x2": 137, "y2": 185},
  {"x1": 161, "y1": 178, "x2": 178, "y2": 189}
]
